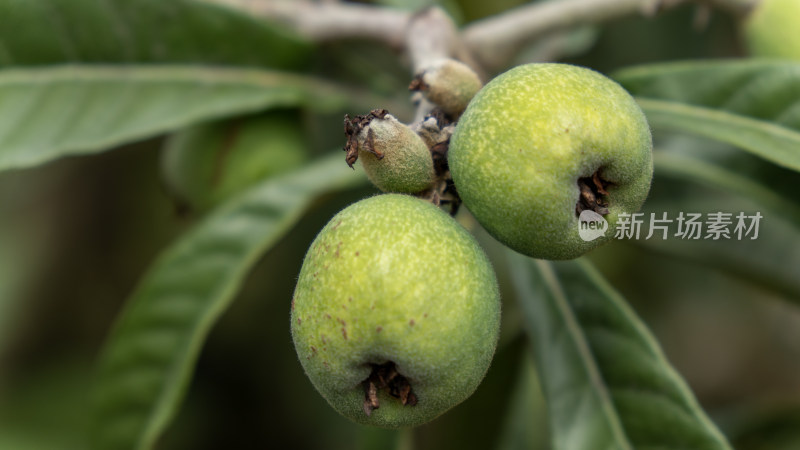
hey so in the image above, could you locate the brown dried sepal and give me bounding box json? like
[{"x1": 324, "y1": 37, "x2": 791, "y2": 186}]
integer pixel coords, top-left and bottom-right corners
[
  {"x1": 362, "y1": 361, "x2": 418, "y2": 417},
  {"x1": 343, "y1": 109, "x2": 389, "y2": 169},
  {"x1": 576, "y1": 171, "x2": 612, "y2": 216},
  {"x1": 408, "y1": 75, "x2": 428, "y2": 92},
  {"x1": 419, "y1": 178, "x2": 461, "y2": 217},
  {"x1": 430, "y1": 138, "x2": 450, "y2": 177},
  {"x1": 412, "y1": 115, "x2": 460, "y2": 215}
]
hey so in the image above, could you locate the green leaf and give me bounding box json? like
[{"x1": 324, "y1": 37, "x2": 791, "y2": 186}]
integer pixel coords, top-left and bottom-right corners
[
  {"x1": 614, "y1": 60, "x2": 800, "y2": 129},
  {"x1": 160, "y1": 110, "x2": 310, "y2": 211},
  {"x1": 0, "y1": 65, "x2": 351, "y2": 172},
  {"x1": 507, "y1": 255, "x2": 731, "y2": 450},
  {"x1": 0, "y1": 0, "x2": 310, "y2": 68},
  {"x1": 654, "y1": 150, "x2": 800, "y2": 225},
  {"x1": 613, "y1": 60, "x2": 800, "y2": 171},
  {"x1": 651, "y1": 133, "x2": 800, "y2": 214},
  {"x1": 494, "y1": 352, "x2": 548, "y2": 450},
  {"x1": 90, "y1": 153, "x2": 366, "y2": 450},
  {"x1": 636, "y1": 98, "x2": 800, "y2": 172},
  {"x1": 638, "y1": 151, "x2": 800, "y2": 300}
]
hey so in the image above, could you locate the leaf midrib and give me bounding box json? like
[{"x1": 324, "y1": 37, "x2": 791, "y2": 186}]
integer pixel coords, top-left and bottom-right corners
[
  {"x1": 613, "y1": 59, "x2": 797, "y2": 82},
  {"x1": 139, "y1": 208, "x2": 308, "y2": 449},
  {"x1": 636, "y1": 97, "x2": 800, "y2": 171},
  {"x1": 536, "y1": 259, "x2": 633, "y2": 450}
]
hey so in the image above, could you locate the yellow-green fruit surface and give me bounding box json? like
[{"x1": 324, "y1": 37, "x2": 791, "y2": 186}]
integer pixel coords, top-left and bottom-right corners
[
  {"x1": 358, "y1": 115, "x2": 436, "y2": 194},
  {"x1": 162, "y1": 112, "x2": 307, "y2": 211},
  {"x1": 291, "y1": 194, "x2": 500, "y2": 428},
  {"x1": 745, "y1": 0, "x2": 800, "y2": 60},
  {"x1": 419, "y1": 59, "x2": 483, "y2": 118},
  {"x1": 449, "y1": 63, "x2": 653, "y2": 260}
]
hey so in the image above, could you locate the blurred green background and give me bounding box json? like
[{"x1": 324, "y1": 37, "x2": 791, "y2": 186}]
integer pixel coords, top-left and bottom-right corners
[{"x1": 1, "y1": 1, "x2": 799, "y2": 449}]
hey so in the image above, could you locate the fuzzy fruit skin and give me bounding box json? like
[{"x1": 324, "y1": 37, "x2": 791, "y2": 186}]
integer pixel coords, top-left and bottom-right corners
[
  {"x1": 358, "y1": 115, "x2": 436, "y2": 194},
  {"x1": 291, "y1": 194, "x2": 500, "y2": 428},
  {"x1": 417, "y1": 59, "x2": 483, "y2": 118},
  {"x1": 744, "y1": 0, "x2": 800, "y2": 60},
  {"x1": 449, "y1": 63, "x2": 653, "y2": 260}
]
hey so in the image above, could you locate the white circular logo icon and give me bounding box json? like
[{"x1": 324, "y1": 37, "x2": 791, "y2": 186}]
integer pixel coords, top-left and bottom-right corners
[{"x1": 578, "y1": 210, "x2": 608, "y2": 241}]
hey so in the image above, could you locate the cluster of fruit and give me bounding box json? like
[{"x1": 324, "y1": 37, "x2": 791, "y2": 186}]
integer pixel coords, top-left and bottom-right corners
[{"x1": 291, "y1": 60, "x2": 654, "y2": 428}]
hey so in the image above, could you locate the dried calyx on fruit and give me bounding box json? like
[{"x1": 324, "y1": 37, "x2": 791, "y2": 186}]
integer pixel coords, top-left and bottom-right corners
[
  {"x1": 343, "y1": 109, "x2": 436, "y2": 194},
  {"x1": 341, "y1": 58, "x2": 482, "y2": 207}
]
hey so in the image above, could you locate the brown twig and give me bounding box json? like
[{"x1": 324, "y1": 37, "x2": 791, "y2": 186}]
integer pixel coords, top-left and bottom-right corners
[
  {"x1": 462, "y1": 0, "x2": 757, "y2": 70},
  {"x1": 203, "y1": 0, "x2": 758, "y2": 76},
  {"x1": 205, "y1": 0, "x2": 410, "y2": 48}
]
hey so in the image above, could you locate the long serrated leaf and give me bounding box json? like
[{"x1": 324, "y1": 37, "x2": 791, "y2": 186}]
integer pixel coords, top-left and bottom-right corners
[
  {"x1": 0, "y1": 0, "x2": 309, "y2": 68},
  {"x1": 614, "y1": 60, "x2": 800, "y2": 171},
  {"x1": 614, "y1": 60, "x2": 800, "y2": 130},
  {"x1": 90, "y1": 153, "x2": 366, "y2": 450},
  {"x1": 507, "y1": 254, "x2": 731, "y2": 450},
  {"x1": 0, "y1": 65, "x2": 350, "y2": 172},
  {"x1": 654, "y1": 151, "x2": 800, "y2": 225},
  {"x1": 636, "y1": 98, "x2": 800, "y2": 172},
  {"x1": 640, "y1": 154, "x2": 800, "y2": 300}
]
